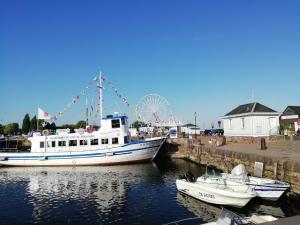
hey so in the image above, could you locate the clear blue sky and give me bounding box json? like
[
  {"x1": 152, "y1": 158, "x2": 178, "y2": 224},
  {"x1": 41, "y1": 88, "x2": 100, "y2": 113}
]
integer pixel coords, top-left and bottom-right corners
[{"x1": 1, "y1": 0, "x2": 299, "y2": 128}]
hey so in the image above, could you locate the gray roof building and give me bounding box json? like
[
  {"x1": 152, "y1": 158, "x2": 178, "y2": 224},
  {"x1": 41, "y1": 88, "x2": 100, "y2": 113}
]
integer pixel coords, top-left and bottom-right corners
[{"x1": 224, "y1": 102, "x2": 278, "y2": 117}]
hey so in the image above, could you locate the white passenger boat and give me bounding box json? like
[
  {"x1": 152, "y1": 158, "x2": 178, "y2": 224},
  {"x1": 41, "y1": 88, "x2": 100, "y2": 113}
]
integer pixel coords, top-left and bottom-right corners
[
  {"x1": 0, "y1": 74, "x2": 165, "y2": 167},
  {"x1": 176, "y1": 172, "x2": 256, "y2": 208},
  {"x1": 222, "y1": 164, "x2": 290, "y2": 201}
]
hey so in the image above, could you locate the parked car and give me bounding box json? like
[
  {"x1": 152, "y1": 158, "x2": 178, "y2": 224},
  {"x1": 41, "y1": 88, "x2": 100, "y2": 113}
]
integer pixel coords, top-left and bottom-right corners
[
  {"x1": 204, "y1": 129, "x2": 212, "y2": 135},
  {"x1": 204, "y1": 129, "x2": 224, "y2": 135}
]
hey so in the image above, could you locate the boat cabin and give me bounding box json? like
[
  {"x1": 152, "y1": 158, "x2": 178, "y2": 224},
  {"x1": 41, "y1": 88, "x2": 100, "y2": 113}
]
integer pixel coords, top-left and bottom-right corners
[{"x1": 28, "y1": 115, "x2": 132, "y2": 153}]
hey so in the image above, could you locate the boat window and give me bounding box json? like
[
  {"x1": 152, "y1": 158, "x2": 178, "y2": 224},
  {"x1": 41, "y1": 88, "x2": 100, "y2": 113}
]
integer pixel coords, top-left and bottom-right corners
[
  {"x1": 111, "y1": 119, "x2": 120, "y2": 128},
  {"x1": 80, "y1": 140, "x2": 88, "y2": 146},
  {"x1": 47, "y1": 141, "x2": 56, "y2": 148},
  {"x1": 112, "y1": 137, "x2": 119, "y2": 144},
  {"x1": 40, "y1": 142, "x2": 44, "y2": 148},
  {"x1": 121, "y1": 118, "x2": 127, "y2": 125},
  {"x1": 101, "y1": 138, "x2": 108, "y2": 144},
  {"x1": 69, "y1": 140, "x2": 77, "y2": 146},
  {"x1": 91, "y1": 139, "x2": 98, "y2": 145},
  {"x1": 58, "y1": 141, "x2": 66, "y2": 147},
  {"x1": 124, "y1": 136, "x2": 129, "y2": 144}
]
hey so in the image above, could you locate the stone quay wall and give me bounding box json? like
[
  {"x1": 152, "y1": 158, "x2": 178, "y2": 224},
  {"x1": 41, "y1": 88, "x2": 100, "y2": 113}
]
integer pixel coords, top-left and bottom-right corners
[{"x1": 161, "y1": 138, "x2": 300, "y2": 195}]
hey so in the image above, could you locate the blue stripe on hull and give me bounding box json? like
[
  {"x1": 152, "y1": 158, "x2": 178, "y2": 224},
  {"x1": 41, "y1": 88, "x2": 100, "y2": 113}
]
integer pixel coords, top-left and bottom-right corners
[
  {"x1": 4, "y1": 144, "x2": 161, "y2": 160},
  {"x1": 255, "y1": 188, "x2": 287, "y2": 191}
]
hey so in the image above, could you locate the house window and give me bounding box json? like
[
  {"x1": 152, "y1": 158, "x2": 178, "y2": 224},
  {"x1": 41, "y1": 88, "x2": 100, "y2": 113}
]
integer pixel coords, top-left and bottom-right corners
[
  {"x1": 124, "y1": 136, "x2": 129, "y2": 144},
  {"x1": 111, "y1": 119, "x2": 120, "y2": 128},
  {"x1": 101, "y1": 138, "x2": 109, "y2": 144},
  {"x1": 112, "y1": 137, "x2": 119, "y2": 144},
  {"x1": 40, "y1": 142, "x2": 44, "y2": 148},
  {"x1": 58, "y1": 141, "x2": 66, "y2": 147},
  {"x1": 241, "y1": 118, "x2": 245, "y2": 129},
  {"x1": 229, "y1": 119, "x2": 232, "y2": 129},
  {"x1": 69, "y1": 140, "x2": 77, "y2": 146},
  {"x1": 80, "y1": 140, "x2": 88, "y2": 146},
  {"x1": 91, "y1": 139, "x2": 98, "y2": 145}
]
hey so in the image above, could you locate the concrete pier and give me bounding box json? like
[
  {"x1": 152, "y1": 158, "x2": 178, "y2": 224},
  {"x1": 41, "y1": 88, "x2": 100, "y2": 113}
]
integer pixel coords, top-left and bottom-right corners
[
  {"x1": 261, "y1": 215, "x2": 300, "y2": 225},
  {"x1": 162, "y1": 137, "x2": 300, "y2": 195}
]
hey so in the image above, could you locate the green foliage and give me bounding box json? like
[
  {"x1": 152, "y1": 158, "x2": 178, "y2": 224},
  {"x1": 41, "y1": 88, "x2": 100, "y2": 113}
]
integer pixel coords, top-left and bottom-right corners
[
  {"x1": 4, "y1": 123, "x2": 19, "y2": 135},
  {"x1": 280, "y1": 123, "x2": 294, "y2": 132},
  {"x1": 30, "y1": 115, "x2": 37, "y2": 131},
  {"x1": 76, "y1": 120, "x2": 87, "y2": 129},
  {"x1": 0, "y1": 124, "x2": 3, "y2": 134},
  {"x1": 44, "y1": 122, "x2": 56, "y2": 130},
  {"x1": 22, "y1": 113, "x2": 31, "y2": 134},
  {"x1": 132, "y1": 121, "x2": 145, "y2": 129},
  {"x1": 60, "y1": 124, "x2": 76, "y2": 129}
]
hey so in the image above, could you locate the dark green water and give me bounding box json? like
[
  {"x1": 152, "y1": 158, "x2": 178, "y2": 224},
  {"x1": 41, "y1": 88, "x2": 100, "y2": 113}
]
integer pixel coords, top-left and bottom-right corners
[{"x1": 0, "y1": 158, "x2": 299, "y2": 225}]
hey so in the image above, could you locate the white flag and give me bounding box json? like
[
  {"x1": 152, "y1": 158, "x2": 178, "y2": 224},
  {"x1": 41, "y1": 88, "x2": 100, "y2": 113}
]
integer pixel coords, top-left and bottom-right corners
[{"x1": 38, "y1": 107, "x2": 52, "y2": 120}]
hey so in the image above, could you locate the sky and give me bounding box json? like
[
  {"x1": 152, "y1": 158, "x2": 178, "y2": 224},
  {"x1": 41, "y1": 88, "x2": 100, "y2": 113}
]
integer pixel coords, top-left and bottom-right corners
[{"x1": 1, "y1": 0, "x2": 299, "y2": 128}]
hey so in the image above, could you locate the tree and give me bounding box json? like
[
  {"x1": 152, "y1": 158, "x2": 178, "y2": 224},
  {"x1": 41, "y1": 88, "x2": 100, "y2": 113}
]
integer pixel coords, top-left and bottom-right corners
[
  {"x1": 4, "y1": 123, "x2": 19, "y2": 135},
  {"x1": 30, "y1": 115, "x2": 37, "y2": 131},
  {"x1": 60, "y1": 124, "x2": 76, "y2": 129},
  {"x1": 22, "y1": 113, "x2": 31, "y2": 134},
  {"x1": 43, "y1": 122, "x2": 56, "y2": 130},
  {"x1": 0, "y1": 124, "x2": 3, "y2": 134},
  {"x1": 76, "y1": 120, "x2": 87, "y2": 129},
  {"x1": 132, "y1": 121, "x2": 145, "y2": 129}
]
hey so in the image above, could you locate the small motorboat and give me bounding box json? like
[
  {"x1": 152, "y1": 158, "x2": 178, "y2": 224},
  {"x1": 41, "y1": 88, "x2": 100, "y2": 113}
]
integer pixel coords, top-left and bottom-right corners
[
  {"x1": 203, "y1": 208, "x2": 277, "y2": 225},
  {"x1": 222, "y1": 164, "x2": 290, "y2": 201},
  {"x1": 176, "y1": 172, "x2": 256, "y2": 208},
  {"x1": 162, "y1": 208, "x2": 277, "y2": 225}
]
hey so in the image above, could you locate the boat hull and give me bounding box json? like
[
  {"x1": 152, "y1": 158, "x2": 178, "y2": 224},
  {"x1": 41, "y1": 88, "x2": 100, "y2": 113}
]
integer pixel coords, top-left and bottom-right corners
[
  {"x1": 248, "y1": 177, "x2": 289, "y2": 201},
  {"x1": 222, "y1": 172, "x2": 290, "y2": 201},
  {"x1": 0, "y1": 138, "x2": 165, "y2": 167},
  {"x1": 176, "y1": 179, "x2": 255, "y2": 208}
]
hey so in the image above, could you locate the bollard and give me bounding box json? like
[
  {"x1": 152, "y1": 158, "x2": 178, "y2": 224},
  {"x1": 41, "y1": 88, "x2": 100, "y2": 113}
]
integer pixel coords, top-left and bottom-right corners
[
  {"x1": 261, "y1": 138, "x2": 267, "y2": 150},
  {"x1": 222, "y1": 136, "x2": 226, "y2": 145}
]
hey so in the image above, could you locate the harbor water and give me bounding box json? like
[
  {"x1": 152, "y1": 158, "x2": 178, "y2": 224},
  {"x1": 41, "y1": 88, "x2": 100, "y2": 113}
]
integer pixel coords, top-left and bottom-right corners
[{"x1": 0, "y1": 158, "x2": 299, "y2": 225}]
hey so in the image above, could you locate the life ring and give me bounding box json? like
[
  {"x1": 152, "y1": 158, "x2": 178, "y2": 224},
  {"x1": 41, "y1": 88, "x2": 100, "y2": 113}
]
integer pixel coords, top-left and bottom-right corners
[
  {"x1": 43, "y1": 130, "x2": 49, "y2": 136},
  {"x1": 87, "y1": 126, "x2": 93, "y2": 134},
  {"x1": 78, "y1": 128, "x2": 84, "y2": 135}
]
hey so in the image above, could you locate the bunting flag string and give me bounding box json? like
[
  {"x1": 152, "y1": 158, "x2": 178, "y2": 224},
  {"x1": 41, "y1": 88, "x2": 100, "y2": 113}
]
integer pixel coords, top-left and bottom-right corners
[
  {"x1": 48, "y1": 74, "x2": 131, "y2": 123},
  {"x1": 101, "y1": 75, "x2": 130, "y2": 107},
  {"x1": 49, "y1": 76, "x2": 98, "y2": 122}
]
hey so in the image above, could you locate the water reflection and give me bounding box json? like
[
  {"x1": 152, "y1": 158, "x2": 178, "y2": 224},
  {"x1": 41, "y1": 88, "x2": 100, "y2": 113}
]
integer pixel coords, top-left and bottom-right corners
[
  {"x1": 0, "y1": 163, "x2": 161, "y2": 225},
  {"x1": 176, "y1": 192, "x2": 220, "y2": 222}
]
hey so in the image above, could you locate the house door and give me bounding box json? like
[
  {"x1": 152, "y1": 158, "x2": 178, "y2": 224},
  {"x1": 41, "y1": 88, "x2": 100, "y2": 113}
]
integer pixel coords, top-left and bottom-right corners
[{"x1": 269, "y1": 117, "x2": 277, "y2": 134}]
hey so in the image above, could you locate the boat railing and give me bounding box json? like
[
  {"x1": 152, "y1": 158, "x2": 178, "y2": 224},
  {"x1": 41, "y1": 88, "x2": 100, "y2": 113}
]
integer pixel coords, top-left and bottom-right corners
[{"x1": 161, "y1": 217, "x2": 202, "y2": 225}]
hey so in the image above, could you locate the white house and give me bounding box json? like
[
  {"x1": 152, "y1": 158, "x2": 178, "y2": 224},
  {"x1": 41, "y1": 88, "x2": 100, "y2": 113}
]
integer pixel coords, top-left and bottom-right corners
[
  {"x1": 222, "y1": 102, "x2": 281, "y2": 137},
  {"x1": 180, "y1": 124, "x2": 202, "y2": 135}
]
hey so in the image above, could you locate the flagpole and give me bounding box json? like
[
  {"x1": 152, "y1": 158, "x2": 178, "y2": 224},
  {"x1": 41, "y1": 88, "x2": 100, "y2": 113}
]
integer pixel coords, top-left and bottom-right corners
[
  {"x1": 99, "y1": 72, "x2": 103, "y2": 127},
  {"x1": 37, "y1": 107, "x2": 39, "y2": 131},
  {"x1": 86, "y1": 95, "x2": 89, "y2": 127}
]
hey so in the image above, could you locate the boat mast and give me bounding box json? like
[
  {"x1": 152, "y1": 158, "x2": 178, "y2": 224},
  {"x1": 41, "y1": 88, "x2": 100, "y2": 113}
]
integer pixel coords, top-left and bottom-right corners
[
  {"x1": 85, "y1": 95, "x2": 89, "y2": 127},
  {"x1": 99, "y1": 72, "x2": 103, "y2": 127},
  {"x1": 37, "y1": 107, "x2": 39, "y2": 131}
]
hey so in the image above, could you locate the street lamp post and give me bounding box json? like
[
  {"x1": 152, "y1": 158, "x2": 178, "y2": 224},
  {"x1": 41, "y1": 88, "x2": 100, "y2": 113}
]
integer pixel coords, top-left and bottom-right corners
[{"x1": 194, "y1": 112, "x2": 197, "y2": 139}]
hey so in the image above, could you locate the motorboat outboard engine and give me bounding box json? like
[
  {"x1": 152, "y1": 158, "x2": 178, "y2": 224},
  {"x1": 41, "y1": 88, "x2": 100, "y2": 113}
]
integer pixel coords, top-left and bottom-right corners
[{"x1": 179, "y1": 171, "x2": 196, "y2": 182}]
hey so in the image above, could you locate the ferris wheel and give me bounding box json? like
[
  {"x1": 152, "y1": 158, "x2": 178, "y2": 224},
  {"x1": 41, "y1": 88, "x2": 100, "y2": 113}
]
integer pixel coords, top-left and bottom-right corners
[{"x1": 135, "y1": 94, "x2": 176, "y2": 125}]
